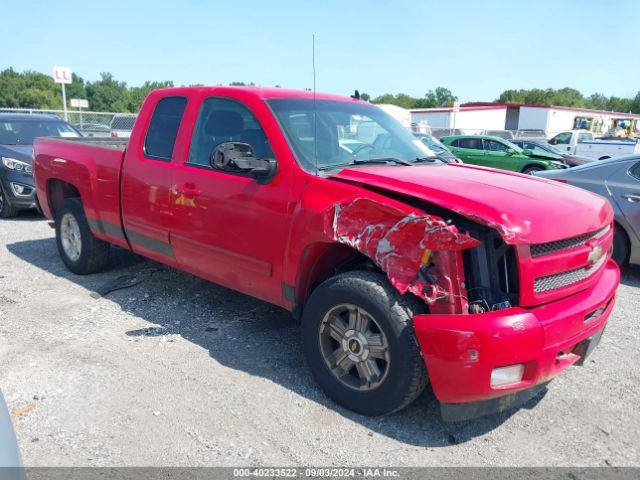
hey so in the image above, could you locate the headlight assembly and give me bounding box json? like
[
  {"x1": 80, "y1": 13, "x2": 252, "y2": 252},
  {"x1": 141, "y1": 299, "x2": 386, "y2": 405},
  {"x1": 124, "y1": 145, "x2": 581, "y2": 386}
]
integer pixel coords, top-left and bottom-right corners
[{"x1": 2, "y1": 157, "x2": 33, "y2": 174}]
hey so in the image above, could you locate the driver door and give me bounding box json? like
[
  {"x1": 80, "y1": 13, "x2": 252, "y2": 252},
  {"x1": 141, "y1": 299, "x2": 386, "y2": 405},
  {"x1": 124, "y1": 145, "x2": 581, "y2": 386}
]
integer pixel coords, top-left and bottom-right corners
[
  {"x1": 610, "y1": 161, "x2": 640, "y2": 242},
  {"x1": 450, "y1": 137, "x2": 486, "y2": 166},
  {"x1": 170, "y1": 96, "x2": 291, "y2": 305},
  {"x1": 482, "y1": 138, "x2": 518, "y2": 171}
]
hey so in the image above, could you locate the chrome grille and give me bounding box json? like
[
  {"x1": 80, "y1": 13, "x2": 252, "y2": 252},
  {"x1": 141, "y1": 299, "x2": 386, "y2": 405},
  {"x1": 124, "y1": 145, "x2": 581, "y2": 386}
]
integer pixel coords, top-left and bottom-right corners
[
  {"x1": 531, "y1": 225, "x2": 610, "y2": 257},
  {"x1": 534, "y1": 254, "x2": 607, "y2": 293}
]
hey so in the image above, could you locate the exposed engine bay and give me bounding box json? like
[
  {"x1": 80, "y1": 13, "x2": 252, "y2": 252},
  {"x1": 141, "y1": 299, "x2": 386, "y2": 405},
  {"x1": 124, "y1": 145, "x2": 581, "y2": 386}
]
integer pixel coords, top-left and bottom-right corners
[{"x1": 325, "y1": 197, "x2": 518, "y2": 315}]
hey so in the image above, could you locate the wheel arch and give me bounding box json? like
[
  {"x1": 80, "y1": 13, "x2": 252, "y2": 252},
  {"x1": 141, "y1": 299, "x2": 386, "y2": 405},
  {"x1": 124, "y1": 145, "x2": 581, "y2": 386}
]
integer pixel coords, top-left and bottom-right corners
[
  {"x1": 291, "y1": 242, "x2": 375, "y2": 319},
  {"x1": 521, "y1": 162, "x2": 546, "y2": 173},
  {"x1": 47, "y1": 178, "x2": 81, "y2": 218},
  {"x1": 613, "y1": 219, "x2": 632, "y2": 265}
]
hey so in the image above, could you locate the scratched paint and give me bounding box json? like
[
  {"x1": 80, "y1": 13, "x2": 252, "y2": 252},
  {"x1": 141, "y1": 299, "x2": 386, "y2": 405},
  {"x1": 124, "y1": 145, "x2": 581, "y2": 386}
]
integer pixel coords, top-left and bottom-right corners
[{"x1": 325, "y1": 198, "x2": 480, "y2": 308}]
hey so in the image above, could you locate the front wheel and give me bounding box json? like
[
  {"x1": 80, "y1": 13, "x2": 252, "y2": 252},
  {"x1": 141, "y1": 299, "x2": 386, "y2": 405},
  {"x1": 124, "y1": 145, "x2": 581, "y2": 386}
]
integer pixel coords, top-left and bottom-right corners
[
  {"x1": 522, "y1": 165, "x2": 545, "y2": 175},
  {"x1": 301, "y1": 271, "x2": 427, "y2": 416},
  {"x1": 55, "y1": 197, "x2": 110, "y2": 274},
  {"x1": 612, "y1": 224, "x2": 629, "y2": 266},
  {"x1": 0, "y1": 184, "x2": 18, "y2": 218}
]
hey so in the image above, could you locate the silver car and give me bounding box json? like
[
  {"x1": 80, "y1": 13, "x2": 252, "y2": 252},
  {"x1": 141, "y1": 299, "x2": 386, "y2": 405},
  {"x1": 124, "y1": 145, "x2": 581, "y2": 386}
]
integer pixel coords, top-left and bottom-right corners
[
  {"x1": 0, "y1": 392, "x2": 22, "y2": 471},
  {"x1": 536, "y1": 155, "x2": 640, "y2": 266}
]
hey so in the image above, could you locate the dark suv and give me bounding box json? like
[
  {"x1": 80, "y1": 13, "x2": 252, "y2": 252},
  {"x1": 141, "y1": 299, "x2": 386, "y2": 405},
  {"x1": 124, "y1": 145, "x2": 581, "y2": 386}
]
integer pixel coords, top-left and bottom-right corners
[{"x1": 0, "y1": 113, "x2": 80, "y2": 217}]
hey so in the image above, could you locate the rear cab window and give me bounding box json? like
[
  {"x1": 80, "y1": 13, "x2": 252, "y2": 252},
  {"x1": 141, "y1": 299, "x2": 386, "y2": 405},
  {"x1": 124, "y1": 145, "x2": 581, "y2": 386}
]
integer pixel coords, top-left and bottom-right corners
[
  {"x1": 578, "y1": 133, "x2": 593, "y2": 143},
  {"x1": 143, "y1": 97, "x2": 187, "y2": 161}
]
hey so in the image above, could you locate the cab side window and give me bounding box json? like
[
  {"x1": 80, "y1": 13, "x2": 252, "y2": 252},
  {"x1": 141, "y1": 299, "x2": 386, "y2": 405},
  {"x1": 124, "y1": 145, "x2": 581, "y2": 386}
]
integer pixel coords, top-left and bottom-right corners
[
  {"x1": 456, "y1": 138, "x2": 483, "y2": 150},
  {"x1": 550, "y1": 132, "x2": 572, "y2": 145},
  {"x1": 484, "y1": 139, "x2": 508, "y2": 152},
  {"x1": 578, "y1": 133, "x2": 593, "y2": 143},
  {"x1": 144, "y1": 96, "x2": 187, "y2": 161},
  {"x1": 188, "y1": 98, "x2": 274, "y2": 167},
  {"x1": 629, "y1": 162, "x2": 640, "y2": 181}
]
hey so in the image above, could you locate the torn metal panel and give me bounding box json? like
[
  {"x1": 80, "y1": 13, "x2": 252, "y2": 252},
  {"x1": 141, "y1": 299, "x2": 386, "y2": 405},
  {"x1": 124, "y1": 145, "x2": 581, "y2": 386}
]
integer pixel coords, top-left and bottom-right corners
[{"x1": 325, "y1": 198, "x2": 480, "y2": 312}]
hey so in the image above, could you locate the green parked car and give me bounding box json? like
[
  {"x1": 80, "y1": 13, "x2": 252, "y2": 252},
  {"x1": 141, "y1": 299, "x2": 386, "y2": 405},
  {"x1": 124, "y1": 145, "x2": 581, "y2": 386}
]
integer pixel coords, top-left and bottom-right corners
[{"x1": 440, "y1": 135, "x2": 569, "y2": 174}]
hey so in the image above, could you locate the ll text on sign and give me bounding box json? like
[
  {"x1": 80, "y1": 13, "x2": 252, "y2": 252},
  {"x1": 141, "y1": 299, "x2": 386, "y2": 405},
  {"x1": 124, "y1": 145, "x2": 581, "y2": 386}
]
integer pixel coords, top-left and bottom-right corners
[{"x1": 53, "y1": 66, "x2": 72, "y2": 84}]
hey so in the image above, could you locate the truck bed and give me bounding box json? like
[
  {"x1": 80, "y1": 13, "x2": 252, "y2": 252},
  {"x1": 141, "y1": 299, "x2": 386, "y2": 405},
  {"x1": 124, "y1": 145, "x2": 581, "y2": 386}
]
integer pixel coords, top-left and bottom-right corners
[
  {"x1": 54, "y1": 136, "x2": 128, "y2": 151},
  {"x1": 33, "y1": 136, "x2": 129, "y2": 249}
]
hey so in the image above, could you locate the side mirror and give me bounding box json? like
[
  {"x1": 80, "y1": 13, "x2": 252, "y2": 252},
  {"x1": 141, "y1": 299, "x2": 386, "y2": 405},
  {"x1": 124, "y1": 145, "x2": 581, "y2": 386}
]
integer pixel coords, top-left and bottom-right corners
[
  {"x1": 506, "y1": 148, "x2": 516, "y2": 155},
  {"x1": 521, "y1": 148, "x2": 533, "y2": 156},
  {"x1": 210, "y1": 142, "x2": 277, "y2": 182}
]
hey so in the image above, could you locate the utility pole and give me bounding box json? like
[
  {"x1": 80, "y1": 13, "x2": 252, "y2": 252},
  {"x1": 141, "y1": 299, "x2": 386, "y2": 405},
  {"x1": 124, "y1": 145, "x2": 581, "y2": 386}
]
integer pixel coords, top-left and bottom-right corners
[
  {"x1": 61, "y1": 83, "x2": 68, "y2": 121},
  {"x1": 53, "y1": 66, "x2": 72, "y2": 121}
]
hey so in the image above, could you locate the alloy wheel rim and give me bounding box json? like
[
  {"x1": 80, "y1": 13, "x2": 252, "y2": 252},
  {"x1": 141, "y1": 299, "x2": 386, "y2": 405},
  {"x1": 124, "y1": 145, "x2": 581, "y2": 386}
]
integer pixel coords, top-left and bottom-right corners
[
  {"x1": 60, "y1": 213, "x2": 82, "y2": 261},
  {"x1": 318, "y1": 303, "x2": 391, "y2": 391}
]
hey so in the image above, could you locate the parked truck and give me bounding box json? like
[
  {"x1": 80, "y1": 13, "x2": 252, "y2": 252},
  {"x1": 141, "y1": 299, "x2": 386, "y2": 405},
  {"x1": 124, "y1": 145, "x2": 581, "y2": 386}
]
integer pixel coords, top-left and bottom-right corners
[
  {"x1": 549, "y1": 130, "x2": 640, "y2": 160},
  {"x1": 34, "y1": 86, "x2": 619, "y2": 421}
]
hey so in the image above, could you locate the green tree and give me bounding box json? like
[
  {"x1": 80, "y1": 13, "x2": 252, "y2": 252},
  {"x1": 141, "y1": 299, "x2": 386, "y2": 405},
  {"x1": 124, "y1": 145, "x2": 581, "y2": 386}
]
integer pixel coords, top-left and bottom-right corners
[
  {"x1": 18, "y1": 88, "x2": 54, "y2": 109},
  {"x1": 433, "y1": 87, "x2": 457, "y2": 107},
  {"x1": 630, "y1": 92, "x2": 640, "y2": 114},
  {"x1": 0, "y1": 68, "x2": 26, "y2": 107},
  {"x1": 65, "y1": 73, "x2": 87, "y2": 101},
  {"x1": 86, "y1": 73, "x2": 130, "y2": 112},
  {"x1": 585, "y1": 93, "x2": 609, "y2": 110},
  {"x1": 371, "y1": 93, "x2": 416, "y2": 108},
  {"x1": 607, "y1": 96, "x2": 632, "y2": 113},
  {"x1": 128, "y1": 80, "x2": 174, "y2": 112}
]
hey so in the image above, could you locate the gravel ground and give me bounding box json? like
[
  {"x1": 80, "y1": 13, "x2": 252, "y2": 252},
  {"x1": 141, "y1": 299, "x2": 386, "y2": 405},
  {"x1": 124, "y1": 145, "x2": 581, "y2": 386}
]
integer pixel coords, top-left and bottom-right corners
[{"x1": 1, "y1": 212, "x2": 639, "y2": 467}]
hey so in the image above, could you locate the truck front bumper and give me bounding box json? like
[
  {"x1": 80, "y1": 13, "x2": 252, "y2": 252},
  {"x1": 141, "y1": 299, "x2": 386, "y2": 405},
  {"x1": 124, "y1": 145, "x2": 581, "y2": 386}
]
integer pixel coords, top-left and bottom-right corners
[
  {"x1": 413, "y1": 259, "x2": 619, "y2": 421},
  {"x1": 0, "y1": 170, "x2": 37, "y2": 210}
]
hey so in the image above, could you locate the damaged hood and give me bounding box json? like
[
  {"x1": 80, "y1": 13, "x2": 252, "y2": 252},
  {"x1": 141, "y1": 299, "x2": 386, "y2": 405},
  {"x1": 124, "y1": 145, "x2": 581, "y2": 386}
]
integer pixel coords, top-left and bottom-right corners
[{"x1": 330, "y1": 163, "x2": 612, "y2": 244}]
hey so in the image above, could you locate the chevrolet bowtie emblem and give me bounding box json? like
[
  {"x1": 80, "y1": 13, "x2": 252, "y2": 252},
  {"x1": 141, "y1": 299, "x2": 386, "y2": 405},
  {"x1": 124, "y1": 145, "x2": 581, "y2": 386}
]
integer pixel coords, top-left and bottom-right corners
[{"x1": 587, "y1": 245, "x2": 604, "y2": 264}]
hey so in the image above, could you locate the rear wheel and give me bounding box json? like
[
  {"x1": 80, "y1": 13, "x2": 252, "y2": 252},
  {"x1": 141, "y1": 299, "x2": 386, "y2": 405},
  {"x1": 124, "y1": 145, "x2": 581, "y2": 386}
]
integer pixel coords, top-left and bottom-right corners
[
  {"x1": 55, "y1": 197, "x2": 110, "y2": 274},
  {"x1": 0, "y1": 185, "x2": 18, "y2": 218},
  {"x1": 612, "y1": 224, "x2": 630, "y2": 266},
  {"x1": 522, "y1": 165, "x2": 545, "y2": 175},
  {"x1": 301, "y1": 271, "x2": 427, "y2": 416}
]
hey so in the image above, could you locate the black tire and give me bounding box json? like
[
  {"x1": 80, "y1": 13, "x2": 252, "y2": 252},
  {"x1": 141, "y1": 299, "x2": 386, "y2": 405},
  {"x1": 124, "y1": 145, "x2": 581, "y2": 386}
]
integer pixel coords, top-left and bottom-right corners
[
  {"x1": 55, "y1": 197, "x2": 110, "y2": 274},
  {"x1": 522, "y1": 165, "x2": 545, "y2": 175},
  {"x1": 612, "y1": 224, "x2": 630, "y2": 267},
  {"x1": 0, "y1": 184, "x2": 19, "y2": 218},
  {"x1": 301, "y1": 271, "x2": 427, "y2": 416}
]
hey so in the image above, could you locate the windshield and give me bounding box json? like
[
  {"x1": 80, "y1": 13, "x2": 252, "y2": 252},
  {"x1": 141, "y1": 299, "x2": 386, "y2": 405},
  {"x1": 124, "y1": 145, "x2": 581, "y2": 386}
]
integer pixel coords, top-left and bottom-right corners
[
  {"x1": 267, "y1": 99, "x2": 435, "y2": 172},
  {"x1": 542, "y1": 143, "x2": 563, "y2": 155},
  {"x1": 0, "y1": 119, "x2": 80, "y2": 145},
  {"x1": 415, "y1": 134, "x2": 450, "y2": 154}
]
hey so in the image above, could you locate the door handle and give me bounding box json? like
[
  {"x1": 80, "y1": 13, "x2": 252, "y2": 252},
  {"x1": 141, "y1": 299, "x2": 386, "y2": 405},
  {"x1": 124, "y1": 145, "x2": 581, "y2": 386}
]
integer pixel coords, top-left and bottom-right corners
[
  {"x1": 176, "y1": 183, "x2": 201, "y2": 198},
  {"x1": 622, "y1": 193, "x2": 640, "y2": 203}
]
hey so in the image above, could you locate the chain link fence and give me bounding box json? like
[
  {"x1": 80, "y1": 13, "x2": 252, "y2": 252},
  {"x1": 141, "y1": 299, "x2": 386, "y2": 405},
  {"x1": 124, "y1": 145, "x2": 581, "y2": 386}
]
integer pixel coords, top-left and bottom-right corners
[
  {"x1": 0, "y1": 107, "x2": 121, "y2": 137},
  {"x1": 412, "y1": 125, "x2": 549, "y2": 140}
]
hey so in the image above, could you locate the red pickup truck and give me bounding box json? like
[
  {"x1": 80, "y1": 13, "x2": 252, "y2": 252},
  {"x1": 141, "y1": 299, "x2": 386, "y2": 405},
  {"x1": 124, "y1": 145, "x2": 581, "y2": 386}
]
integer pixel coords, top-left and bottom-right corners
[{"x1": 34, "y1": 86, "x2": 619, "y2": 421}]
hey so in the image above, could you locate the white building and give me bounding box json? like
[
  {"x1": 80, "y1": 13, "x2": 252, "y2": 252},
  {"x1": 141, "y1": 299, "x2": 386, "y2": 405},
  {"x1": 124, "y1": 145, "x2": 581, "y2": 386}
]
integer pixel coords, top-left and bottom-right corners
[
  {"x1": 410, "y1": 102, "x2": 640, "y2": 137},
  {"x1": 410, "y1": 104, "x2": 507, "y2": 133},
  {"x1": 376, "y1": 104, "x2": 412, "y2": 129}
]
